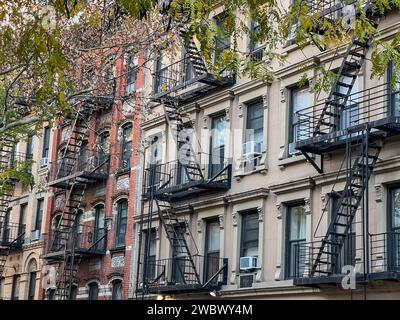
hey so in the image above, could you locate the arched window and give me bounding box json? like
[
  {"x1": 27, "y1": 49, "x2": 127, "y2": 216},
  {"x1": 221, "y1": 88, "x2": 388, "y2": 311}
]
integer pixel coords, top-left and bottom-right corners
[
  {"x1": 88, "y1": 282, "x2": 99, "y2": 300},
  {"x1": 27, "y1": 259, "x2": 37, "y2": 300},
  {"x1": 115, "y1": 199, "x2": 128, "y2": 248},
  {"x1": 111, "y1": 279, "x2": 123, "y2": 300},
  {"x1": 120, "y1": 123, "x2": 132, "y2": 170}
]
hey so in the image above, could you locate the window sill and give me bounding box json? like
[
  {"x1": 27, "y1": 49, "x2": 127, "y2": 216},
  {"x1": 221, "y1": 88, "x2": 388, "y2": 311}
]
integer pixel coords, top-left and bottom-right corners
[
  {"x1": 115, "y1": 168, "x2": 131, "y2": 177},
  {"x1": 234, "y1": 166, "x2": 268, "y2": 181},
  {"x1": 278, "y1": 154, "x2": 309, "y2": 169},
  {"x1": 110, "y1": 247, "x2": 125, "y2": 254}
]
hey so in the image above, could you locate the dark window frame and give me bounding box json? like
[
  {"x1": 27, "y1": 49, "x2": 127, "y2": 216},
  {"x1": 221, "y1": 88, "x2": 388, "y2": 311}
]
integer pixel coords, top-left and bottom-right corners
[
  {"x1": 204, "y1": 219, "x2": 220, "y2": 282},
  {"x1": 88, "y1": 282, "x2": 99, "y2": 300},
  {"x1": 285, "y1": 202, "x2": 306, "y2": 279},
  {"x1": 115, "y1": 199, "x2": 128, "y2": 249},
  {"x1": 240, "y1": 211, "x2": 259, "y2": 259},
  {"x1": 41, "y1": 127, "x2": 51, "y2": 161},
  {"x1": 120, "y1": 123, "x2": 133, "y2": 170},
  {"x1": 34, "y1": 198, "x2": 44, "y2": 234}
]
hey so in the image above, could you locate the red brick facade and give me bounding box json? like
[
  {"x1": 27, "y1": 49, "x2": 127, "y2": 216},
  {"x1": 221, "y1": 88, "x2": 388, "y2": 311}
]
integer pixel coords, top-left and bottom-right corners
[{"x1": 40, "y1": 52, "x2": 144, "y2": 300}]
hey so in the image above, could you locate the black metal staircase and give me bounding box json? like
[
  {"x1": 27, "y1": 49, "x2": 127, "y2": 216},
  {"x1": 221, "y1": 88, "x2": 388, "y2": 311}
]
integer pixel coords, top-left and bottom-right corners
[
  {"x1": 310, "y1": 129, "x2": 384, "y2": 276},
  {"x1": 155, "y1": 199, "x2": 200, "y2": 284},
  {"x1": 314, "y1": 38, "x2": 372, "y2": 136}
]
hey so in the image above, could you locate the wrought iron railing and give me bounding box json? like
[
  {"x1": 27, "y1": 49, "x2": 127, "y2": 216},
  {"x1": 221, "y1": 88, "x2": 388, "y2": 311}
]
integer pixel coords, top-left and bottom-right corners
[
  {"x1": 48, "y1": 151, "x2": 109, "y2": 183},
  {"x1": 48, "y1": 225, "x2": 106, "y2": 254},
  {"x1": 293, "y1": 234, "x2": 362, "y2": 279},
  {"x1": 370, "y1": 231, "x2": 400, "y2": 273},
  {"x1": 295, "y1": 82, "x2": 400, "y2": 144},
  {"x1": 143, "y1": 155, "x2": 232, "y2": 196},
  {"x1": 294, "y1": 231, "x2": 400, "y2": 281},
  {"x1": 153, "y1": 57, "x2": 196, "y2": 95},
  {"x1": 138, "y1": 255, "x2": 228, "y2": 290},
  {"x1": 0, "y1": 222, "x2": 25, "y2": 247}
]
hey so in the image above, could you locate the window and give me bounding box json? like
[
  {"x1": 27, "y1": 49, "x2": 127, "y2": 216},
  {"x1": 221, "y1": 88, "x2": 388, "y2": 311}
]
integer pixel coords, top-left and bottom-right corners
[
  {"x1": 70, "y1": 285, "x2": 78, "y2": 300},
  {"x1": 0, "y1": 277, "x2": 4, "y2": 300},
  {"x1": 245, "y1": 100, "x2": 264, "y2": 158},
  {"x1": 111, "y1": 279, "x2": 123, "y2": 300},
  {"x1": 205, "y1": 220, "x2": 220, "y2": 282},
  {"x1": 240, "y1": 212, "x2": 259, "y2": 259},
  {"x1": 214, "y1": 13, "x2": 231, "y2": 62},
  {"x1": 388, "y1": 185, "x2": 400, "y2": 270},
  {"x1": 115, "y1": 200, "x2": 128, "y2": 248},
  {"x1": 387, "y1": 62, "x2": 400, "y2": 116},
  {"x1": 143, "y1": 229, "x2": 157, "y2": 282},
  {"x1": 88, "y1": 282, "x2": 99, "y2": 300},
  {"x1": 331, "y1": 192, "x2": 356, "y2": 273},
  {"x1": 11, "y1": 275, "x2": 20, "y2": 300},
  {"x1": 249, "y1": 21, "x2": 263, "y2": 61},
  {"x1": 289, "y1": 86, "x2": 312, "y2": 156},
  {"x1": 41, "y1": 127, "x2": 51, "y2": 163},
  {"x1": 98, "y1": 131, "x2": 110, "y2": 171},
  {"x1": 78, "y1": 140, "x2": 88, "y2": 171},
  {"x1": 126, "y1": 52, "x2": 137, "y2": 95},
  {"x1": 47, "y1": 289, "x2": 56, "y2": 300},
  {"x1": 102, "y1": 55, "x2": 116, "y2": 94},
  {"x1": 209, "y1": 114, "x2": 226, "y2": 177},
  {"x1": 120, "y1": 123, "x2": 132, "y2": 170},
  {"x1": 2, "y1": 209, "x2": 11, "y2": 244},
  {"x1": 28, "y1": 271, "x2": 37, "y2": 300},
  {"x1": 94, "y1": 205, "x2": 105, "y2": 250},
  {"x1": 26, "y1": 135, "x2": 34, "y2": 160},
  {"x1": 34, "y1": 199, "x2": 44, "y2": 234},
  {"x1": 337, "y1": 78, "x2": 359, "y2": 131},
  {"x1": 147, "y1": 136, "x2": 162, "y2": 193},
  {"x1": 154, "y1": 56, "x2": 164, "y2": 94},
  {"x1": 286, "y1": 203, "x2": 306, "y2": 279}
]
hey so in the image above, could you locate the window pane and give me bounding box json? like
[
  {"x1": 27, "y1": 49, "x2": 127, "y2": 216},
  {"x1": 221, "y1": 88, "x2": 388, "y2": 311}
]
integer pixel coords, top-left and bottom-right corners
[
  {"x1": 291, "y1": 87, "x2": 312, "y2": 144},
  {"x1": 246, "y1": 101, "x2": 264, "y2": 144},
  {"x1": 391, "y1": 187, "x2": 400, "y2": 229},
  {"x1": 112, "y1": 280, "x2": 122, "y2": 300},
  {"x1": 289, "y1": 205, "x2": 306, "y2": 241},
  {"x1": 88, "y1": 283, "x2": 99, "y2": 300},
  {"x1": 206, "y1": 221, "x2": 220, "y2": 252},
  {"x1": 240, "y1": 213, "x2": 259, "y2": 257}
]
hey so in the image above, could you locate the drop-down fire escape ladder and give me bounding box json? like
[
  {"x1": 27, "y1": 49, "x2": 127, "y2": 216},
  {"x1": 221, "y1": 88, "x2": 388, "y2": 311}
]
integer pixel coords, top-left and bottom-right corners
[
  {"x1": 155, "y1": 199, "x2": 201, "y2": 285},
  {"x1": 310, "y1": 128, "x2": 384, "y2": 277}
]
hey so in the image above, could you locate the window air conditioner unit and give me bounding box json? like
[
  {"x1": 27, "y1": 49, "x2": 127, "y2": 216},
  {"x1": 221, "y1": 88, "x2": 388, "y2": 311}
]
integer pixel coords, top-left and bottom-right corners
[
  {"x1": 40, "y1": 157, "x2": 49, "y2": 167},
  {"x1": 239, "y1": 256, "x2": 258, "y2": 271},
  {"x1": 30, "y1": 230, "x2": 40, "y2": 242},
  {"x1": 242, "y1": 141, "x2": 263, "y2": 158}
]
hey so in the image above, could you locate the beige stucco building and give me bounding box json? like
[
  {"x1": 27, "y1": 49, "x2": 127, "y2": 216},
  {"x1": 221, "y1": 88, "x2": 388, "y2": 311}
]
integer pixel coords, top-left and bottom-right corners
[
  {"x1": 0, "y1": 126, "x2": 52, "y2": 300},
  {"x1": 133, "y1": 4, "x2": 400, "y2": 300}
]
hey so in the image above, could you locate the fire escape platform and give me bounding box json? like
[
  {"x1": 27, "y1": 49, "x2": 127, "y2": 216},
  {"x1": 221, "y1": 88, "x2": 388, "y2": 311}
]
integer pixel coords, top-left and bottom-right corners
[
  {"x1": 42, "y1": 248, "x2": 106, "y2": 261},
  {"x1": 151, "y1": 73, "x2": 235, "y2": 105},
  {"x1": 142, "y1": 283, "x2": 223, "y2": 295},
  {"x1": 47, "y1": 170, "x2": 109, "y2": 189},
  {"x1": 294, "y1": 271, "x2": 400, "y2": 287},
  {"x1": 295, "y1": 117, "x2": 400, "y2": 154}
]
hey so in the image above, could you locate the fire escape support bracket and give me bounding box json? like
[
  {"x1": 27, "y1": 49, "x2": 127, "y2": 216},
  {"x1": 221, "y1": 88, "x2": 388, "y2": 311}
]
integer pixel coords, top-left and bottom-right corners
[{"x1": 301, "y1": 150, "x2": 324, "y2": 174}]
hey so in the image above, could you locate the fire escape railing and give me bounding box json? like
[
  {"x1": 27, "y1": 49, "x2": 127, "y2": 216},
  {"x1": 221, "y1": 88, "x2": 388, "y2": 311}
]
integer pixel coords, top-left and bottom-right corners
[
  {"x1": 48, "y1": 151, "x2": 110, "y2": 183},
  {"x1": 48, "y1": 226, "x2": 107, "y2": 255},
  {"x1": 138, "y1": 255, "x2": 228, "y2": 291},
  {"x1": 295, "y1": 82, "x2": 400, "y2": 146},
  {"x1": 143, "y1": 156, "x2": 232, "y2": 196},
  {"x1": 0, "y1": 223, "x2": 25, "y2": 247}
]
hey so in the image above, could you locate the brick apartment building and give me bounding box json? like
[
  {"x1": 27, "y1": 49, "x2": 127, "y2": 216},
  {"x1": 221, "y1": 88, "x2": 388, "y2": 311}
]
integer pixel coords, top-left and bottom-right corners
[{"x1": 41, "y1": 49, "x2": 144, "y2": 300}]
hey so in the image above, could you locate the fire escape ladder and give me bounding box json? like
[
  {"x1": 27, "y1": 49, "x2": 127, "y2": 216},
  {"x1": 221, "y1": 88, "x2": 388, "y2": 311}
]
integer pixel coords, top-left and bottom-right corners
[
  {"x1": 314, "y1": 38, "x2": 371, "y2": 136},
  {"x1": 52, "y1": 107, "x2": 96, "y2": 299},
  {"x1": 155, "y1": 199, "x2": 201, "y2": 284},
  {"x1": 310, "y1": 129, "x2": 384, "y2": 276},
  {"x1": 177, "y1": 25, "x2": 209, "y2": 79},
  {"x1": 0, "y1": 136, "x2": 18, "y2": 277},
  {"x1": 163, "y1": 103, "x2": 204, "y2": 181}
]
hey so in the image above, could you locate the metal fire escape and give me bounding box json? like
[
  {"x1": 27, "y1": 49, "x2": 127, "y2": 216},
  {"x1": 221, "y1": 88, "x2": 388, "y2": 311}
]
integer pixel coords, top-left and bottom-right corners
[
  {"x1": 0, "y1": 136, "x2": 26, "y2": 277},
  {"x1": 137, "y1": 22, "x2": 232, "y2": 296},
  {"x1": 293, "y1": 1, "x2": 400, "y2": 285},
  {"x1": 44, "y1": 105, "x2": 110, "y2": 299}
]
